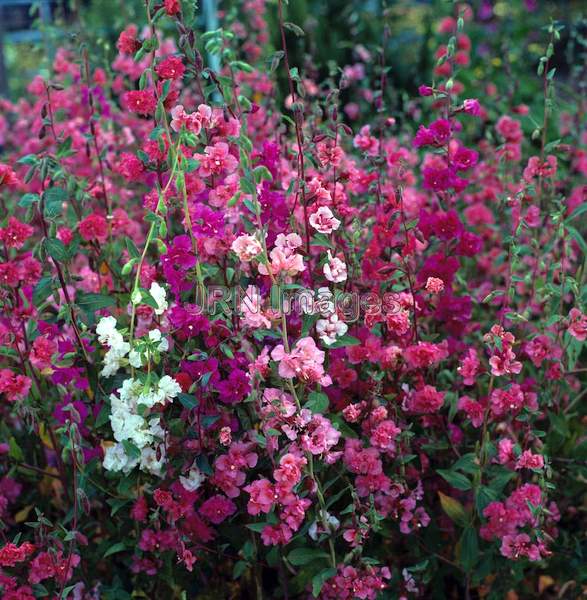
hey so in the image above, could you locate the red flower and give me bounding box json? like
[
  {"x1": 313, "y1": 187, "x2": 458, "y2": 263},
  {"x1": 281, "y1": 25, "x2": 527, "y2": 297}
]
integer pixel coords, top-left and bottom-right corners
[
  {"x1": 123, "y1": 90, "x2": 157, "y2": 116},
  {"x1": 164, "y1": 0, "x2": 180, "y2": 15},
  {"x1": 0, "y1": 217, "x2": 34, "y2": 249},
  {"x1": 117, "y1": 25, "x2": 141, "y2": 55},
  {"x1": 79, "y1": 213, "x2": 108, "y2": 242},
  {"x1": 155, "y1": 56, "x2": 185, "y2": 81}
]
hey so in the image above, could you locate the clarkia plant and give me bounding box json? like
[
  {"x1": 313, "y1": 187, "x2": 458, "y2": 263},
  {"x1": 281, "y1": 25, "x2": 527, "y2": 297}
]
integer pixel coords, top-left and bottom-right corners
[{"x1": 0, "y1": 1, "x2": 585, "y2": 599}]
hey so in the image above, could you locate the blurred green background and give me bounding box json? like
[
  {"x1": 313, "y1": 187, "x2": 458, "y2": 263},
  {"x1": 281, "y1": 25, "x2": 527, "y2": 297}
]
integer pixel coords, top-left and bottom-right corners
[{"x1": 0, "y1": 0, "x2": 585, "y2": 106}]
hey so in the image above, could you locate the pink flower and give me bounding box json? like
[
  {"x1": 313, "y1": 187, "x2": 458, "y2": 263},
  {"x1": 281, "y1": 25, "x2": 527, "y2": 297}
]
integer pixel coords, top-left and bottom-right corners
[
  {"x1": 199, "y1": 494, "x2": 236, "y2": 524},
  {"x1": 244, "y1": 478, "x2": 275, "y2": 515},
  {"x1": 261, "y1": 523, "x2": 292, "y2": 546},
  {"x1": 480, "y1": 501, "x2": 518, "y2": 541},
  {"x1": 274, "y1": 453, "x2": 306, "y2": 489},
  {"x1": 117, "y1": 25, "x2": 141, "y2": 54},
  {"x1": 488, "y1": 347, "x2": 522, "y2": 377},
  {"x1": 170, "y1": 104, "x2": 211, "y2": 134},
  {"x1": 196, "y1": 142, "x2": 238, "y2": 177},
  {"x1": 240, "y1": 285, "x2": 271, "y2": 329},
  {"x1": 458, "y1": 396, "x2": 484, "y2": 427},
  {"x1": 496, "y1": 115, "x2": 522, "y2": 142},
  {"x1": 516, "y1": 450, "x2": 544, "y2": 470},
  {"x1": 117, "y1": 152, "x2": 144, "y2": 181},
  {"x1": 490, "y1": 384, "x2": 537, "y2": 417},
  {"x1": 497, "y1": 438, "x2": 516, "y2": 465},
  {"x1": 568, "y1": 308, "x2": 587, "y2": 341},
  {"x1": 323, "y1": 251, "x2": 347, "y2": 283},
  {"x1": 500, "y1": 533, "x2": 542, "y2": 561},
  {"x1": 301, "y1": 413, "x2": 341, "y2": 455},
  {"x1": 523, "y1": 155, "x2": 557, "y2": 181},
  {"x1": 271, "y1": 337, "x2": 331, "y2": 386},
  {"x1": 0, "y1": 163, "x2": 19, "y2": 187},
  {"x1": 0, "y1": 369, "x2": 31, "y2": 402},
  {"x1": 0, "y1": 217, "x2": 33, "y2": 249},
  {"x1": 405, "y1": 385, "x2": 445, "y2": 414},
  {"x1": 458, "y1": 348, "x2": 480, "y2": 385},
  {"x1": 370, "y1": 419, "x2": 400, "y2": 451},
  {"x1": 29, "y1": 335, "x2": 57, "y2": 371},
  {"x1": 309, "y1": 206, "x2": 341, "y2": 234},
  {"x1": 164, "y1": 0, "x2": 180, "y2": 15},
  {"x1": 123, "y1": 89, "x2": 157, "y2": 115},
  {"x1": 463, "y1": 98, "x2": 481, "y2": 116},
  {"x1": 0, "y1": 542, "x2": 35, "y2": 567},
  {"x1": 231, "y1": 234, "x2": 263, "y2": 261},
  {"x1": 403, "y1": 341, "x2": 448, "y2": 369},
  {"x1": 155, "y1": 56, "x2": 185, "y2": 80},
  {"x1": 425, "y1": 277, "x2": 444, "y2": 294},
  {"x1": 79, "y1": 213, "x2": 108, "y2": 242}
]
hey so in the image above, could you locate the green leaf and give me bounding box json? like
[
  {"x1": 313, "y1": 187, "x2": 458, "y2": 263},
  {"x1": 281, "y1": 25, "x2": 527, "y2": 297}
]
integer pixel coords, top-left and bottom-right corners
[
  {"x1": 43, "y1": 187, "x2": 67, "y2": 219},
  {"x1": 283, "y1": 22, "x2": 305, "y2": 37},
  {"x1": 233, "y1": 560, "x2": 248, "y2": 579},
  {"x1": 304, "y1": 391, "x2": 329, "y2": 414},
  {"x1": 125, "y1": 238, "x2": 140, "y2": 259},
  {"x1": 103, "y1": 542, "x2": 127, "y2": 558},
  {"x1": 33, "y1": 276, "x2": 55, "y2": 307},
  {"x1": 567, "y1": 203, "x2": 587, "y2": 222},
  {"x1": 253, "y1": 165, "x2": 273, "y2": 183},
  {"x1": 452, "y1": 453, "x2": 479, "y2": 475},
  {"x1": 326, "y1": 334, "x2": 360, "y2": 349},
  {"x1": 122, "y1": 440, "x2": 141, "y2": 460},
  {"x1": 476, "y1": 486, "x2": 498, "y2": 514},
  {"x1": 438, "y1": 491, "x2": 467, "y2": 526},
  {"x1": 44, "y1": 238, "x2": 69, "y2": 262},
  {"x1": 488, "y1": 469, "x2": 515, "y2": 493},
  {"x1": 566, "y1": 225, "x2": 587, "y2": 255},
  {"x1": 246, "y1": 522, "x2": 268, "y2": 533},
  {"x1": 240, "y1": 178, "x2": 256, "y2": 195},
  {"x1": 437, "y1": 469, "x2": 472, "y2": 491},
  {"x1": 287, "y1": 547, "x2": 330, "y2": 566},
  {"x1": 178, "y1": 393, "x2": 198, "y2": 410},
  {"x1": 18, "y1": 193, "x2": 40, "y2": 207},
  {"x1": 77, "y1": 292, "x2": 116, "y2": 314},
  {"x1": 312, "y1": 568, "x2": 337, "y2": 597},
  {"x1": 548, "y1": 410, "x2": 569, "y2": 436},
  {"x1": 9, "y1": 437, "x2": 24, "y2": 461},
  {"x1": 95, "y1": 404, "x2": 111, "y2": 428},
  {"x1": 459, "y1": 527, "x2": 479, "y2": 571}
]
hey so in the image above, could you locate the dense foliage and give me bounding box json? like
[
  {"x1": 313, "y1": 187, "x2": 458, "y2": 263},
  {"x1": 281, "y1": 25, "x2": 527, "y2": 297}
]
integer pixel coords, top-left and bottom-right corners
[{"x1": 0, "y1": 1, "x2": 585, "y2": 598}]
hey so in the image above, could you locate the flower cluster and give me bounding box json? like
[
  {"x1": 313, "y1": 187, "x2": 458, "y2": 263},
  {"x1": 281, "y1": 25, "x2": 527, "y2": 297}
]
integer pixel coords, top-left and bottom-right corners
[{"x1": 0, "y1": 1, "x2": 584, "y2": 599}]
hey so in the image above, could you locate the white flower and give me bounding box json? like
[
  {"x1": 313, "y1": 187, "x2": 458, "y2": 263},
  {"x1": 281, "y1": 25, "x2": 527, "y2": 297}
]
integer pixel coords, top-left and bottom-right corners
[
  {"x1": 158, "y1": 375, "x2": 181, "y2": 401},
  {"x1": 179, "y1": 465, "x2": 206, "y2": 491},
  {"x1": 96, "y1": 316, "x2": 119, "y2": 345},
  {"x1": 97, "y1": 317, "x2": 130, "y2": 377},
  {"x1": 316, "y1": 313, "x2": 348, "y2": 345},
  {"x1": 149, "y1": 282, "x2": 168, "y2": 315},
  {"x1": 100, "y1": 342, "x2": 130, "y2": 378},
  {"x1": 140, "y1": 445, "x2": 166, "y2": 476},
  {"x1": 323, "y1": 251, "x2": 347, "y2": 283},
  {"x1": 103, "y1": 443, "x2": 138, "y2": 473},
  {"x1": 129, "y1": 349, "x2": 143, "y2": 368},
  {"x1": 309, "y1": 206, "x2": 341, "y2": 234},
  {"x1": 148, "y1": 329, "x2": 169, "y2": 352}
]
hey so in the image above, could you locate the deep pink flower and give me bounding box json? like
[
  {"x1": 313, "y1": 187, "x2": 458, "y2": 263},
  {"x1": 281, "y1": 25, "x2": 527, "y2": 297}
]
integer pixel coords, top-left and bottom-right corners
[
  {"x1": 199, "y1": 494, "x2": 237, "y2": 524},
  {"x1": 0, "y1": 217, "x2": 34, "y2": 249},
  {"x1": 79, "y1": 213, "x2": 108, "y2": 242},
  {"x1": 155, "y1": 56, "x2": 185, "y2": 80},
  {"x1": 124, "y1": 89, "x2": 157, "y2": 115}
]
